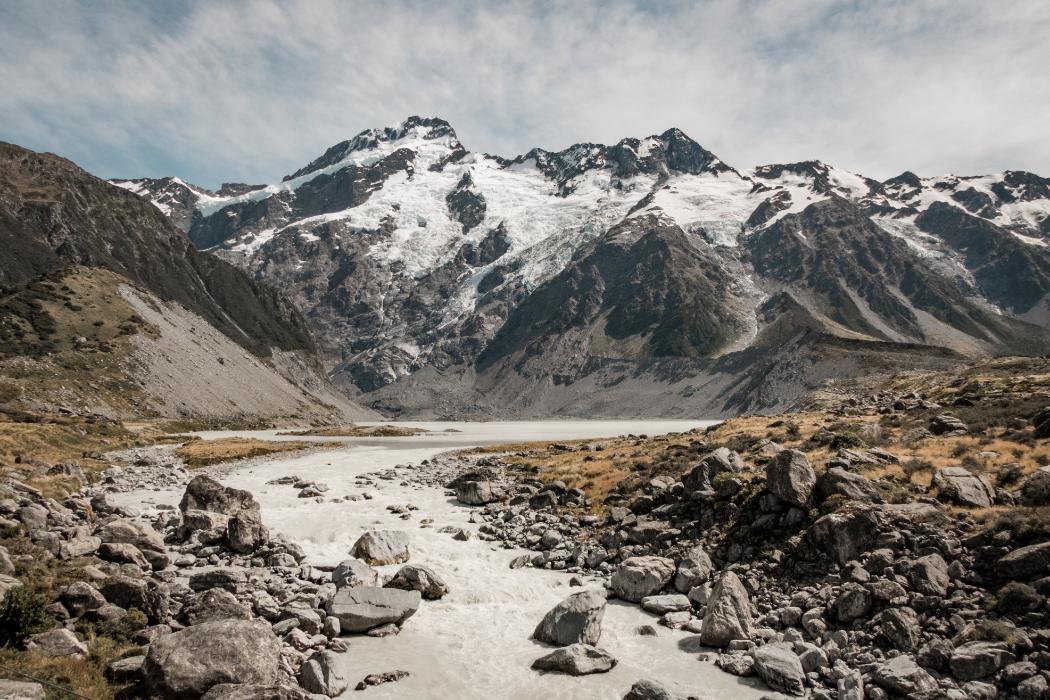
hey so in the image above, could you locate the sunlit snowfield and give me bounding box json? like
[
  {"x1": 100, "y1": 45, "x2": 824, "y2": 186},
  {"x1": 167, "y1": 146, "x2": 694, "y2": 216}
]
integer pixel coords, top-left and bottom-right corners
[{"x1": 116, "y1": 421, "x2": 769, "y2": 699}]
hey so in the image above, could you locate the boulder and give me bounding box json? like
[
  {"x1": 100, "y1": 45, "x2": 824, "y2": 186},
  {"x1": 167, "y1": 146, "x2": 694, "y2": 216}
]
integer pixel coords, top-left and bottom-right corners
[
  {"x1": 0, "y1": 680, "x2": 45, "y2": 699},
  {"x1": 96, "y1": 518, "x2": 169, "y2": 569},
  {"x1": 673, "y1": 546, "x2": 714, "y2": 593},
  {"x1": 385, "y1": 564, "x2": 448, "y2": 600},
  {"x1": 189, "y1": 567, "x2": 247, "y2": 592},
  {"x1": 201, "y1": 685, "x2": 309, "y2": 700},
  {"x1": 107, "y1": 655, "x2": 145, "y2": 683},
  {"x1": 180, "y1": 475, "x2": 259, "y2": 516},
  {"x1": 683, "y1": 448, "x2": 744, "y2": 492},
  {"x1": 610, "y1": 556, "x2": 675, "y2": 602},
  {"x1": 60, "y1": 581, "x2": 106, "y2": 616},
  {"x1": 640, "y1": 594, "x2": 691, "y2": 615},
  {"x1": 100, "y1": 576, "x2": 170, "y2": 623},
  {"x1": 878, "y1": 607, "x2": 921, "y2": 651},
  {"x1": 25, "y1": 628, "x2": 88, "y2": 659},
  {"x1": 1021, "y1": 466, "x2": 1050, "y2": 506},
  {"x1": 765, "y1": 449, "x2": 816, "y2": 507},
  {"x1": 98, "y1": 542, "x2": 151, "y2": 568},
  {"x1": 930, "y1": 414, "x2": 968, "y2": 435},
  {"x1": 873, "y1": 655, "x2": 938, "y2": 696},
  {"x1": 531, "y1": 644, "x2": 617, "y2": 675},
  {"x1": 456, "y1": 480, "x2": 500, "y2": 506},
  {"x1": 184, "y1": 589, "x2": 252, "y2": 625},
  {"x1": 325, "y1": 586, "x2": 420, "y2": 633},
  {"x1": 532, "y1": 588, "x2": 606, "y2": 646},
  {"x1": 332, "y1": 558, "x2": 379, "y2": 589},
  {"x1": 751, "y1": 643, "x2": 805, "y2": 696},
  {"x1": 932, "y1": 467, "x2": 995, "y2": 507},
  {"x1": 814, "y1": 467, "x2": 881, "y2": 503},
  {"x1": 227, "y1": 510, "x2": 268, "y2": 554},
  {"x1": 834, "y1": 584, "x2": 872, "y2": 622},
  {"x1": 351, "y1": 530, "x2": 410, "y2": 565},
  {"x1": 998, "y1": 541, "x2": 1050, "y2": 578},
  {"x1": 59, "y1": 536, "x2": 101, "y2": 560},
  {"x1": 298, "y1": 650, "x2": 348, "y2": 697},
  {"x1": 949, "y1": 642, "x2": 1016, "y2": 681},
  {"x1": 143, "y1": 620, "x2": 281, "y2": 698},
  {"x1": 623, "y1": 680, "x2": 678, "y2": 700},
  {"x1": 0, "y1": 545, "x2": 13, "y2": 576},
  {"x1": 909, "y1": 553, "x2": 949, "y2": 596},
  {"x1": 699, "y1": 572, "x2": 753, "y2": 648}
]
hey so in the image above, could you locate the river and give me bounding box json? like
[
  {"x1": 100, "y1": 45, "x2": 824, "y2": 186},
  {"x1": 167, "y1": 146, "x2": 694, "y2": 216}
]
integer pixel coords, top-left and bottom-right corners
[{"x1": 115, "y1": 421, "x2": 768, "y2": 699}]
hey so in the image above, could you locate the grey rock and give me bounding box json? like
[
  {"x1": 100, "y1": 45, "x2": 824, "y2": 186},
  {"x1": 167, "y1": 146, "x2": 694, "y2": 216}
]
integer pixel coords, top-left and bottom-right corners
[
  {"x1": 673, "y1": 546, "x2": 714, "y2": 593},
  {"x1": 456, "y1": 480, "x2": 500, "y2": 505},
  {"x1": 201, "y1": 685, "x2": 309, "y2": 700},
  {"x1": 531, "y1": 643, "x2": 617, "y2": 675},
  {"x1": 805, "y1": 508, "x2": 879, "y2": 566},
  {"x1": 142, "y1": 619, "x2": 280, "y2": 698},
  {"x1": 0, "y1": 680, "x2": 46, "y2": 699},
  {"x1": 909, "y1": 553, "x2": 949, "y2": 596},
  {"x1": 98, "y1": 542, "x2": 151, "y2": 568},
  {"x1": 878, "y1": 607, "x2": 920, "y2": 651},
  {"x1": 751, "y1": 642, "x2": 805, "y2": 696},
  {"x1": 332, "y1": 558, "x2": 379, "y2": 589},
  {"x1": 25, "y1": 628, "x2": 88, "y2": 659},
  {"x1": 107, "y1": 655, "x2": 145, "y2": 683},
  {"x1": 227, "y1": 510, "x2": 268, "y2": 554},
  {"x1": 298, "y1": 650, "x2": 348, "y2": 697},
  {"x1": 325, "y1": 586, "x2": 420, "y2": 632},
  {"x1": 180, "y1": 475, "x2": 259, "y2": 516},
  {"x1": 872, "y1": 655, "x2": 938, "y2": 696},
  {"x1": 699, "y1": 571, "x2": 753, "y2": 648},
  {"x1": 532, "y1": 588, "x2": 606, "y2": 646},
  {"x1": 60, "y1": 581, "x2": 106, "y2": 616},
  {"x1": 189, "y1": 567, "x2": 247, "y2": 592},
  {"x1": 1021, "y1": 466, "x2": 1050, "y2": 506},
  {"x1": 385, "y1": 564, "x2": 448, "y2": 600},
  {"x1": 58, "y1": 536, "x2": 100, "y2": 560},
  {"x1": 99, "y1": 576, "x2": 170, "y2": 623},
  {"x1": 815, "y1": 467, "x2": 881, "y2": 503},
  {"x1": 998, "y1": 541, "x2": 1050, "y2": 578},
  {"x1": 610, "y1": 556, "x2": 675, "y2": 602},
  {"x1": 351, "y1": 530, "x2": 410, "y2": 565},
  {"x1": 932, "y1": 467, "x2": 995, "y2": 507},
  {"x1": 184, "y1": 588, "x2": 252, "y2": 625},
  {"x1": 623, "y1": 679, "x2": 679, "y2": 700},
  {"x1": 640, "y1": 594, "x2": 691, "y2": 614},
  {"x1": 765, "y1": 449, "x2": 816, "y2": 507},
  {"x1": 949, "y1": 641, "x2": 1015, "y2": 681}
]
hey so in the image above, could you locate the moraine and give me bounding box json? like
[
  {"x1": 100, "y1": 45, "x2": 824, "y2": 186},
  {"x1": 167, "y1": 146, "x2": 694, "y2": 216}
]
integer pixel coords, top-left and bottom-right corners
[{"x1": 112, "y1": 421, "x2": 767, "y2": 699}]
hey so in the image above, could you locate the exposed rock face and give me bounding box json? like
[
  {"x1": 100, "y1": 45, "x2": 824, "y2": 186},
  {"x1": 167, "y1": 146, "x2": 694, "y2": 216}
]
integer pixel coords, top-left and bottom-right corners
[
  {"x1": 325, "y1": 586, "x2": 420, "y2": 632},
  {"x1": 142, "y1": 620, "x2": 280, "y2": 698},
  {"x1": 351, "y1": 530, "x2": 411, "y2": 565},
  {"x1": 932, "y1": 466, "x2": 995, "y2": 507},
  {"x1": 532, "y1": 588, "x2": 607, "y2": 646},
  {"x1": 531, "y1": 644, "x2": 617, "y2": 675},
  {"x1": 765, "y1": 449, "x2": 816, "y2": 507},
  {"x1": 385, "y1": 564, "x2": 449, "y2": 600},
  {"x1": 610, "y1": 556, "x2": 675, "y2": 602},
  {"x1": 699, "y1": 572, "x2": 753, "y2": 648}
]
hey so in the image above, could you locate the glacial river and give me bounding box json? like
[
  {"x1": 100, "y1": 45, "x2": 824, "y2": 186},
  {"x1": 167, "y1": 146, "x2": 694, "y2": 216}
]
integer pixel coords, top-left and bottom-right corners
[{"x1": 117, "y1": 421, "x2": 768, "y2": 699}]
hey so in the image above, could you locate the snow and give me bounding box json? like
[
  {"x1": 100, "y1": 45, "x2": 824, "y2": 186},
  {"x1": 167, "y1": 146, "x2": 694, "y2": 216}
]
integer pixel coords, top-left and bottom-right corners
[{"x1": 636, "y1": 172, "x2": 757, "y2": 246}]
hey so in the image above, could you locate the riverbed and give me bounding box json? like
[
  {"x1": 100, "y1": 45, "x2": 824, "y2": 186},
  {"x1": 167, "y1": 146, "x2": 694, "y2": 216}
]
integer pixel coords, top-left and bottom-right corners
[{"x1": 115, "y1": 421, "x2": 768, "y2": 699}]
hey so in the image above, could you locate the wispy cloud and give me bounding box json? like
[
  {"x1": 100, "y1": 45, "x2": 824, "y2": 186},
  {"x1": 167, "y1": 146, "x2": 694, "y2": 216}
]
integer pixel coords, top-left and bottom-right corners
[{"x1": 2, "y1": 0, "x2": 1048, "y2": 187}]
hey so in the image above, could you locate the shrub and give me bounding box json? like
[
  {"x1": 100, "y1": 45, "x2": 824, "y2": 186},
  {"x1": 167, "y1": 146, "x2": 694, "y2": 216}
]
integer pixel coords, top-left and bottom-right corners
[
  {"x1": 830, "y1": 431, "x2": 866, "y2": 450},
  {"x1": 902, "y1": 458, "x2": 934, "y2": 481},
  {"x1": 0, "y1": 586, "x2": 54, "y2": 647},
  {"x1": 994, "y1": 582, "x2": 1044, "y2": 614}
]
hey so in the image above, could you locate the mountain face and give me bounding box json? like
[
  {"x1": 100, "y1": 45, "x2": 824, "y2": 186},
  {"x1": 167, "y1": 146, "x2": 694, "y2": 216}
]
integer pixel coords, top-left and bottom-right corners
[
  {"x1": 0, "y1": 142, "x2": 368, "y2": 421},
  {"x1": 117, "y1": 117, "x2": 1050, "y2": 417}
]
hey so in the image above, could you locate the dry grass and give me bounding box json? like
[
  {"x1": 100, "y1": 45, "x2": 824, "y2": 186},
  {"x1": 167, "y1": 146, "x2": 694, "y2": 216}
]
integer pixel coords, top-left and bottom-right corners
[
  {"x1": 0, "y1": 636, "x2": 139, "y2": 700},
  {"x1": 175, "y1": 437, "x2": 321, "y2": 468},
  {"x1": 278, "y1": 424, "x2": 428, "y2": 438}
]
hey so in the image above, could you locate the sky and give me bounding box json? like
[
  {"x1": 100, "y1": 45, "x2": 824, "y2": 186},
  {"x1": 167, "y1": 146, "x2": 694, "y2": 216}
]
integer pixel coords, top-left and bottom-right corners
[{"x1": 1, "y1": 0, "x2": 1048, "y2": 189}]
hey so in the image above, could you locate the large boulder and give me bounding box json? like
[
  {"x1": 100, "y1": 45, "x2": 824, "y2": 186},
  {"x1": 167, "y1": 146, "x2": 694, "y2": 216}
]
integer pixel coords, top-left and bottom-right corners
[
  {"x1": 60, "y1": 581, "x2": 106, "y2": 616},
  {"x1": 699, "y1": 571, "x2": 753, "y2": 648},
  {"x1": 385, "y1": 564, "x2": 448, "y2": 600},
  {"x1": 872, "y1": 655, "x2": 938, "y2": 696},
  {"x1": 765, "y1": 450, "x2": 816, "y2": 507},
  {"x1": 325, "y1": 586, "x2": 420, "y2": 633},
  {"x1": 351, "y1": 530, "x2": 410, "y2": 565},
  {"x1": 227, "y1": 510, "x2": 268, "y2": 554},
  {"x1": 532, "y1": 588, "x2": 606, "y2": 646},
  {"x1": 949, "y1": 642, "x2": 1015, "y2": 681},
  {"x1": 96, "y1": 518, "x2": 169, "y2": 569},
  {"x1": 25, "y1": 628, "x2": 88, "y2": 659},
  {"x1": 298, "y1": 650, "x2": 348, "y2": 697},
  {"x1": 683, "y1": 448, "x2": 745, "y2": 492},
  {"x1": 456, "y1": 480, "x2": 501, "y2": 506},
  {"x1": 909, "y1": 554, "x2": 949, "y2": 596},
  {"x1": 610, "y1": 556, "x2": 675, "y2": 603},
  {"x1": 0, "y1": 680, "x2": 45, "y2": 699},
  {"x1": 332, "y1": 558, "x2": 379, "y2": 589},
  {"x1": 143, "y1": 620, "x2": 281, "y2": 699},
  {"x1": 184, "y1": 589, "x2": 252, "y2": 625},
  {"x1": 814, "y1": 467, "x2": 881, "y2": 503},
  {"x1": 180, "y1": 475, "x2": 259, "y2": 517},
  {"x1": 932, "y1": 467, "x2": 995, "y2": 507},
  {"x1": 1021, "y1": 466, "x2": 1050, "y2": 506},
  {"x1": 998, "y1": 541, "x2": 1050, "y2": 578},
  {"x1": 673, "y1": 546, "x2": 714, "y2": 593},
  {"x1": 878, "y1": 607, "x2": 921, "y2": 651},
  {"x1": 751, "y1": 643, "x2": 805, "y2": 696},
  {"x1": 804, "y1": 508, "x2": 879, "y2": 566},
  {"x1": 623, "y1": 680, "x2": 678, "y2": 700},
  {"x1": 99, "y1": 576, "x2": 170, "y2": 623},
  {"x1": 930, "y1": 414, "x2": 968, "y2": 435},
  {"x1": 531, "y1": 644, "x2": 617, "y2": 675}
]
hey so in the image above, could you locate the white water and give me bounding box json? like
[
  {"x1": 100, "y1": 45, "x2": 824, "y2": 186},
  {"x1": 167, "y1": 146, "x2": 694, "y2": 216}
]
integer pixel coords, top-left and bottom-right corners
[{"x1": 117, "y1": 421, "x2": 768, "y2": 699}]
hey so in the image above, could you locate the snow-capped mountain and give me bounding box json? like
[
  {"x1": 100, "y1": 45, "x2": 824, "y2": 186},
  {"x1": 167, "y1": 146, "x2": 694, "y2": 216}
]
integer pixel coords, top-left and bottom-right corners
[{"x1": 117, "y1": 117, "x2": 1050, "y2": 417}]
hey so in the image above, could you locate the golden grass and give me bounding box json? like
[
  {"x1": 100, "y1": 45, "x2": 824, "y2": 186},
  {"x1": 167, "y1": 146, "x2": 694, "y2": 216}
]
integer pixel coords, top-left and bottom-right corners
[
  {"x1": 0, "y1": 637, "x2": 139, "y2": 700},
  {"x1": 175, "y1": 437, "x2": 321, "y2": 468},
  {"x1": 278, "y1": 424, "x2": 428, "y2": 437}
]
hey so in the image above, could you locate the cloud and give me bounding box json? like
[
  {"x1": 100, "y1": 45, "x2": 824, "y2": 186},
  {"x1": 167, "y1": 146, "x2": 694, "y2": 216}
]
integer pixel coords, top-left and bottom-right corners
[{"x1": 1, "y1": 0, "x2": 1048, "y2": 187}]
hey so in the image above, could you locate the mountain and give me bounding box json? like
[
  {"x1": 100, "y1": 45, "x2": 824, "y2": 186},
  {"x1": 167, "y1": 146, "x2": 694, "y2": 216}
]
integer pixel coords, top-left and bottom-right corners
[
  {"x1": 0, "y1": 142, "x2": 370, "y2": 422},
  {"x1": 117, "y1": 117, "x2": 1050, "y2": 417}
]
